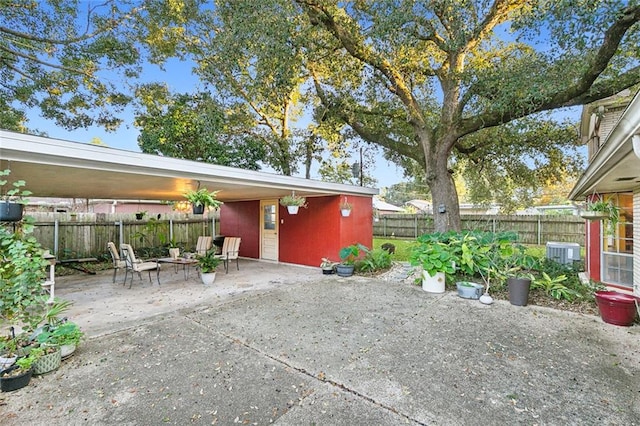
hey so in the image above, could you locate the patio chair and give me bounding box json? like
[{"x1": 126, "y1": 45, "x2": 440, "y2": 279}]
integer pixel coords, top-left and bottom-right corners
[
  {"x1": 107, "y1": 242, "x2": 127, "y2": 283},
  {"x1": 195, "y1": 236, "x2": 213, "y2": 256},
  {"x1": 214, "y1": 237, "x2": 241, "y2": 273},
  {"x1": 120, "y1": 243, "x2": 161, "y2": 288}
]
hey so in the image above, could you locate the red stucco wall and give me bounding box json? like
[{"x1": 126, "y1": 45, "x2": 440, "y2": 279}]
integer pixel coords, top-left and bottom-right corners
[
  {"x1": 220, "y1": 195, "x2": 373, "y2": 268},
  {"x1": 586, "y1": 219, "x2": 601, "y2": 282},
  {"x1": 279, "y1": 195, "x2": 373, "y2": 267},
  {"x1": 219, "y1": 201, "x2": 260, "y2": 259}
]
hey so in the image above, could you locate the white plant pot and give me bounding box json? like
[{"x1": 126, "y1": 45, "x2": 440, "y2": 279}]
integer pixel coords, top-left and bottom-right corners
[
  {"x1": 421, "y1": 271, "x2": 446, "y2": 293},
  {"x1": 169, "y1": 248, "x2": 180, "y2": 259},
  {"x1": 287, "y1": 205, "x2": 299, "y2": 215},
  {"x1": 201, "y1": 272, "x2": 217, "y2": 285},
  {"x1": 341, "y1": 209, "x2": 351, "y2": 217}
]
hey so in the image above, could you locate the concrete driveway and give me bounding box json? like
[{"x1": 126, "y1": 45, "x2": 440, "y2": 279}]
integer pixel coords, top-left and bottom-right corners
[{"x1": 1, "y1": 260, "x2": 639, "y2": 425}]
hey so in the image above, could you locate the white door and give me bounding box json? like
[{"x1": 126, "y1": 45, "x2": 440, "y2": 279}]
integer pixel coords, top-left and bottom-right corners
[{"x1": 260, "y1": 200, "x2": 278, "y2": 261}]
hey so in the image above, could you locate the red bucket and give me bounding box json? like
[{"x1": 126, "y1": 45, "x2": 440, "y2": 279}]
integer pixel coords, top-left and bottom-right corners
[{"x1": 594, "y1": 291, "x2": 640, "y2": 327}]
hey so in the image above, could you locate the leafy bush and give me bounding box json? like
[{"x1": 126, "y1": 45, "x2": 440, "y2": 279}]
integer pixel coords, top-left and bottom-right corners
[{"x1": 358, "y1": 248, "x2": 392, "y2": 272}]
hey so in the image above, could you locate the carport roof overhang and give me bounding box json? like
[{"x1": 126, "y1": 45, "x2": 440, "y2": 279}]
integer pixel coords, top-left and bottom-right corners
[{"x1": 0, "y1": 130, "x2": 378, "y2": 202}]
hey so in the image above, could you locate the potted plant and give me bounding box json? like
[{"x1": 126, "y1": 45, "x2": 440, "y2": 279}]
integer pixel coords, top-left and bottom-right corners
[
  {"x1": 35, "y1": 321, "x2": 84, "y2": 359},
  {"x1": 409, "y1": 240, "x2": 456, "y2": 293},
  {"x1": 135, "y1": 210, "x2": 147, "y2": 220},
  {"x1": 580, "y1": 198, "x2": 621, "y2": 235},
  {"x1": 30, "y1": 344, "x2": 61, "y2": 376},
  {"x1": 340, "y1": 199, "x2": 352, "y2": 217},
  {"x1": 197, "y1": 250, "x2": 221, "y2": 285},
  {"x1": 320, "y1": 258, "x2": 336, "y2": 275},
  {"x1": 183, "y1": 188, "x2": 223, "y2": 215},
  {"x1": 0, "y1": 351, "x2": 39, "y2": 392},
  {"x1": 168, "y1": 238, "x2": 180, "y2": 259},
  {"x1": 0, "y1": 169, "x2": 32, "y2": 222},
  {"x1": 0, "y1": 216, "x2": 50, "y2": 331},
  {"x1": 336, "y1": 243, "x2": 368, "y2": 277},
  {"x1": 280, "y1": 192, "x2": 307, "y2": 214},
  {"x1": 0, "y1": 338, "x2": 18, "y2": 370}
]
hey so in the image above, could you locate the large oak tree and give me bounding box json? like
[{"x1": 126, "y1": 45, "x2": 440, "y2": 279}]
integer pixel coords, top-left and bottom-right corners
[{"x1": 293, "y1": 0, "x2": 640, "y2": 230}]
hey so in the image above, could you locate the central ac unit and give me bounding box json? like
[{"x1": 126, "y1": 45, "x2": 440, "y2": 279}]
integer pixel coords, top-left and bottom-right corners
[{"x1": 545, "y1": 242, "x2": 581, "y2": 264}]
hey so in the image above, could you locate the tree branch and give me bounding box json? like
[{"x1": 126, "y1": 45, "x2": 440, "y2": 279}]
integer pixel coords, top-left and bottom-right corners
[{"x1": 459, "y1": 4, "x2": 640, "y2": 136}]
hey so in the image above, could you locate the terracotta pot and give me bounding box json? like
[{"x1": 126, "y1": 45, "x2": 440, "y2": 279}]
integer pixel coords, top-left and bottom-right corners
[{"x1": 595, "y1": 291, "x2": 639, "y2": 326}]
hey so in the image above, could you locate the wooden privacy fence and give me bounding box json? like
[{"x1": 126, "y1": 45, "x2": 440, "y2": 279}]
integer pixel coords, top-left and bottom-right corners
[
  {"x1": 29, "y1": 212, "x2": 218, "y2": 259},
  {"x1": 374, "y1": 214, "x2": 586, "y2": 246}
]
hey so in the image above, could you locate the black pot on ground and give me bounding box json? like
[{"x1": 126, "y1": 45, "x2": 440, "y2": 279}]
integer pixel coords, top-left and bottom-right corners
[
  {"x1": 192, "y1": 204, "x2": 205, "y2": 215},
  {"x1": 322, "y1": 268, "x2": 335, "y2": 275},
  {"x1": 336, "y1": 264, "x2": 355, "y2": 277},
  {"x1": 0, "y1": 201, "x2": 23, "y2": 222},
  {"x1": 508, "y1": 277, "x2": 531, "y2": 306},
  {"x1": 0, "y1": 366, "x2": 32, "y2": 392}
]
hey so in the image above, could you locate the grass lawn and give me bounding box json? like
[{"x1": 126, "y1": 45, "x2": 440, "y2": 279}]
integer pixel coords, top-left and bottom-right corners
[{"x1": 373, "y1": 237, "x2": 416, "y2": 261}]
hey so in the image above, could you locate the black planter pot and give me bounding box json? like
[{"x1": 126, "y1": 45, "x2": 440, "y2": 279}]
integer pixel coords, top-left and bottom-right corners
[
  {"x1": 0, "y1": 366, "x2": 32, "y2": 392},
  {"x1": 0, "y1": 201, "x2": 23, "y2": 222},
  {"x1": 322, "y1": 268, "x2": 335, "y2": 275},
  {"x1": 192, "y1": 205, "x2": 205, "y2": 215},
  {"x1": 507, "y1": 277, "x2": 532, "y2": 306},
  {"x1": 336, "y1": 264, "x2": 355, "y2": 277}
]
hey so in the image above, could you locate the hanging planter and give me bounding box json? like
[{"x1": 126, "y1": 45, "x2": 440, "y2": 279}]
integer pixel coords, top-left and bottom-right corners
[
  {"x1": 280, "y1": 192, "x2": 307, "y2": 215},
  {"x1": 340, "y1": 197, "x2": 352, "y2": 217},
  {"x1": 0, "y1": 201, "x2": 23, "y2": 222},
  {"x1": 0, "y1": 170, "x2": 31, "y2": 222},
  {"x1": 183, "y1": 187, "x2": 223, "y2": 215}
]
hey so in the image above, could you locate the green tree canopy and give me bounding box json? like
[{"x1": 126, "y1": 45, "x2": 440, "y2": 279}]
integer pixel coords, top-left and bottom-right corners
[
  {"x1": 294, "y1": 0, "x2": 640, "y2": 230},
  {"x1": 0, "y1": 0, "x2": 145, "y2": 130},
  {"x1": 134, "y1": 86, "x2": 265, "y2": 170}
]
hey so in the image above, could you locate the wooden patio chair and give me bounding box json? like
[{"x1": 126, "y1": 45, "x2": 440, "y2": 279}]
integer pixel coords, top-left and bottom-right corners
[
  {"x1": 107, "y1": 241, "x2": 126, "y2": 283},
  {"x1": 214, "y1": 237, "x2": 241, "y2": 273},
  {"x1": 195, "y1": 236, "x2": 213, "y2": 256},
  {"x1": 120, "y1": 243, "x2": 161, "y2": 288}
]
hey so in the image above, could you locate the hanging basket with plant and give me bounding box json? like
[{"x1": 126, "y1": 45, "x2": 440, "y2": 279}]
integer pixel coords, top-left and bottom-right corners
[
  {"x1": 0, "y1": 169, "x2": 32, "y2": 222},
  {"x1": 580, "y1": 198, "x2": 621, "y2": 235},
  {"x1": 183, "y1": 188, "x2": 223, "y2": 215},
  {"x1": 280, "y1": 192, "x2": 307, "y2": 214}
]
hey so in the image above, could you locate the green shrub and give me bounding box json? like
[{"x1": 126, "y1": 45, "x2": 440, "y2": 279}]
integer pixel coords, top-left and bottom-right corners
[{"x1": 358, "y1": 248, "x2": 392, "y2": 272}]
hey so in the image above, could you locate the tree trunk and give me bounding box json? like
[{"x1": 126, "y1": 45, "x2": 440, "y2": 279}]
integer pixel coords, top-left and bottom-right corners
[{"x1": 423, "y1": 133, "x2": 462, "y2": 232}]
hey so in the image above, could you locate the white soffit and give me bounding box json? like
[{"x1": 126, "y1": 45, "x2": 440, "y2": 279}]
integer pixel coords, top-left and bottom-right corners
[{"x1": 0, "y1": 130, "x2": 378, "y2": 201}]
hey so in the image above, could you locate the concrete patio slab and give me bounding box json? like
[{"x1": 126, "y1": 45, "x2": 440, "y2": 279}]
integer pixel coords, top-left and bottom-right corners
[{"x1": 1, "y1": 260, "x2": 639, "y2": 425}]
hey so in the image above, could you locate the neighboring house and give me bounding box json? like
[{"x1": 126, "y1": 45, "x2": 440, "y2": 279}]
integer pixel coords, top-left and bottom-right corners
[
  {"x1": 569, "y1": 89, "x2": 640, "y2": 296},
  {"x1": 405, "y1": 200, "x2": 500, "y2": 215},
  {"x1": 373, "y1": 197, "x2": 404, "y2": 215}
]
